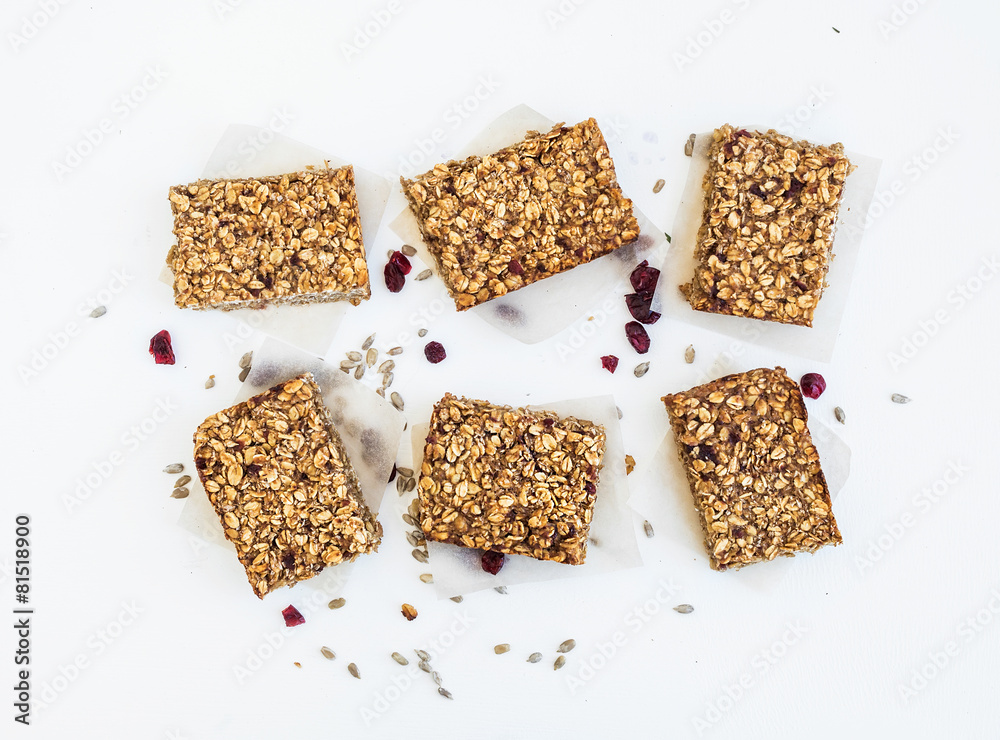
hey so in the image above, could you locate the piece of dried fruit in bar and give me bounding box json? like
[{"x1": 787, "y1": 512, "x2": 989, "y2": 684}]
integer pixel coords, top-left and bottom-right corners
[
  {"x1": 389, "y1": 250, "x2": 412, "y2": 275},
  {"x1": 630, "y1": 260, "x2": 661, "y2": 295},
  {"x1": 481, "y1": 550, "x2": 505, "y2": 575},
  {"x1": 625, "y1": 322, "x2": 650, "y2": 354},
  {"x1": 424, "y1": 341, "x2": 447, "y2": 364},
  {"x1": 149, "y1": 330, "x2": 175, "y2": 365},
  {"x1": 281, "y1": 605, "x2": 305, "y2": 627},
  {"x1": 601, "y1": 355, "x2": 619, "y2": 374},
  {"x1": 625, "y1": 292, "x2": 661, "y2": 325},
  {"x1": 384, "y1": 262, "x2": 405, "y2": 293}
]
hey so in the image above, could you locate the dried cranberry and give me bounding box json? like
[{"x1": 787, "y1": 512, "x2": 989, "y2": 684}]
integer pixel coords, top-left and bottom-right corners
[
  {"x1": 384, "y1": 262, "x2": 405, "y2": 293},
  {"x1": 800, "y1": 373, "x2": 827, "y2": 399},
  {"x1": 148, "y1": 330, "x2": 175, "y2": 365},
  {"x1": 281, "y1": 551, "x2": 295, "y2": 571},
  {"x1": 625, "y1": 322, "x2": 650, "y2": 354},
  {"x1": 281, "y1": 605, "x2": 305, "y2": 627},
  {"x1": 785, "y1": 179, "x2": 804, "y2": 198},
  {"x1": 389, "y1": 250, "x2": 412, "y2": 275},
  {"x1": 481, "y1": 550, "x2": 505, "y2": 575},
  {"x1": 629, "y1": 260, "x2": 661, "y2": 295},
  {"x1": 600, "y1": 355, "x2": 619, "y2": 374},
  {"x1": 507, "y1": 258, "x2": 524, "y2": 276},
  {"x1": 625, "y1": 293, "x2": 661, "y2": 325},
  {"x1": 424, "y1": 341, "x2": 447, "y2": 364}
]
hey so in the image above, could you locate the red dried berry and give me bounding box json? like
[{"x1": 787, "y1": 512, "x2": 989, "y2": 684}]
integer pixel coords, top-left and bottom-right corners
[
  {"x1": 149, "y1": 330, "x2": 175, "y2": 365},
  {"x1": 507, "y1": 258, "x2": 524, "y2": 276},
  {"x1": 481, "y1": 550, "x2": 505, "y2": 575},
  {"x1": 389, "y1": 250, "x2": 412, "y2": 275},
  {"x1": 281, "y1": 605, "x2": 305, "y2": 627},
  {"x1": 601, "y1": 355, "x2": 619, "y2": 373},
  {"x1": 625, "y1": 293, "x2": 661, "y2": 325},
  {"x1": 384, "y1": 262, "x2": 405, "y2": 293},
  {"x1": 625, "y1": 321, "x2": 650, "y2": 354},
  {"x1": 629, "y1": 260, "x2": 661, "y2": 295},
  {"x1": 424, "y1": 341, "x2": 447, "y2": 364},
  {"x1": 800, "y1": 373, "x2": 827, "y2": 399}
]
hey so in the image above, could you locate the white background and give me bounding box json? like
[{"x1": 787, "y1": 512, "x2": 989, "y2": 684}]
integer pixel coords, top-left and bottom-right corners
[{"x1": 2, "y1": 1, "x2": 998, "y2": 738}]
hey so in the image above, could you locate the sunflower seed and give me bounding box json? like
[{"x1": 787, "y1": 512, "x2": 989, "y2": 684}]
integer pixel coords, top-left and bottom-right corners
[
  {"x1": 431, "y1": 670, "x2": 443, "y2": 686},
  {"x1": 652, "y1": 178, "x2": 665, "y2": 194},
  {"x1": 401, "y1": 244, "x2": 417, "y2": 257},
  {"x1": 684, "y1": 133, "x2": 696, "y2": 156},
  {"x1": 405, "y1": 477, "x2": 416, "y2": 492},
  {"x1": 238, "y1": 351, "x2": 253, "y2": 369},
  {"x1": 294, "y1": 662, "x2": 301, "y2": 668},
  {"x1": 674, "y1": 604, "x2": 694, "y2": 614},
  {"x1": 634, "y1": 362, "x2": 650, "y2": 378},
  {"x1": 406, "y1": 531, "x2": 420, "y2": 547},
  {"x1": 366, "y1": 348, "x2": 378, "y2": 367},
  {"x1": 408, "y1": 499, "x2": 421, "y2": 517},
  {"x1": 418, "y1": 660, "x2": 431, "y2": 673},
  {"x1": 494, "y1": 586, "x2": 508, "y2": 595},
  {"x1": 170, "y1": 488, "x2": 189, "y2": 499},
  {"x1": 396, "y1": 476, "x2": 407, "y2": 494},
  {"x1": 412, "y1": 548, "x2": 428, "y2": 563},
  {"x1": 388, "y1": 346, "x2": 403, "y2": 356},
  {"x1": 381, "y1": 371, "x2": 394, "y2": 389},
  {"x1": 90, "y1": 305, "x2": 107, "y2": 318},
  {"x1": 328, "y1": 598, "x2": 346, "y2": 609},
  {"x1": 391, "y1": 652, "x2": 408, "y2": 666},
  {"x1": 163, "y1": 463, "x2": 183, "y2": 474},
  {"x1": 449, "y1": 596, "x2": 463, "y2": 603},
  {"x1": 353, "y1": 364, "x2": 365, "y2": 380},
  {"x1": 378, "y1": 359, "x2": 395, "y2": 373},
  {"x1": 414, "y1": 649, "x2": 431, "y2": 662},
  {"x1": 321, "y1": 646, "x2": 336, "y2": 660},
  {"x1": 891, "y1": 393, "x2": 911, "y2": 404},
  {"x1": 401, "y1": 603, "x2": 418, "y2": 621},
  {"x1": 834, "y1": 406, "x2": 846, "y2": 424},
  {"x1": 402, "y1": 513, "x2": 419, "y2": 527},
  {"x1": 685, "y1": 344, "x2": 695, "y2": 364},
  {"x1": 415, "y1": 269, "x2": 433, "y2": 281},
  {"x1": 204, "y1": 375, "x2": 215, "y2": 389},
  {"x1": 397, "y1": 467, "x2": 414, "y2": 478},
  {"x1": 238, "y1": 367, "x2": 250, "y2": 383},
  {"x1": 377, "y1": 388, "x2": 385, "y2": 398},
  {"x1": 527, "y1": 652, "x2": 542, "y2": 663},
  {"x1": 420, "y1": 573, "x2": 434, "y2": 584},
  {"x1": 418, "y1": 328, "x2": 428, "y2": 337},
  {"x1": 390, "y1": 392, "x2": 404, "y2": 411},
  {"x1": 172, "y1": 476, "x2": 190, "y2": 489},
  {"x1": 616, "y1": 406, "x2": 623, "y2": 420},
  {"x1": 362, "y1": 333, "x2": 376, "y2": 351},
  {"x1": 494, "y1": 643, "x2": 511, "y2": 654},
  {"x1": 348, "y1": 663, "x2": 360, "y2": 679},
  {"x1": 643, "y1": 520, "x2": 654, "y2": 538},
  {"x1": 557, "y1": 639, "x2": 576, "y2": 654},
  {"x1": 340, "y1": 361, "x2": 355, "y2": 372},
  {"x1": 438, "y1": 687, "x2": 453, "y2": 700},
  {"x1": 553, "y1": 656, "x2": 566, "y2": 670}
]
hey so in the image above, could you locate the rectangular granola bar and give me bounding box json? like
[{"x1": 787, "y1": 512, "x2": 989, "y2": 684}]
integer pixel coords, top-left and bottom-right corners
[
  {"x1": 681, "y1": 125, "x2": 855, "y2": 327},
  {"x1": 401, "y1": 118, "x2": 639, "y2": 310},
  {"x1": 662, "y1": 367, "x2": 841, "y2": 570},
  {"x1": 417, "y1": 394, "x2": 606, "y2": 565},
  {"x1": 193, "y1": 373, "x2": 381, "y2": 598},
  {"x1": 168, "y1": 166, "x2": 369, "y2": 310}
]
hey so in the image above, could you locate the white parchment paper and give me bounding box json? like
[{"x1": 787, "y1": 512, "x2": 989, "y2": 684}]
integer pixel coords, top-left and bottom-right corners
[
  {"x1": 160, "y1": 125, "x2": 391, "y2": 355},
  {"x1": 665, "y1": 128, "x2": 882, "y2": 362},
  {"x1": 389, "y1": 105, "x2": 669, "y2": 344}
]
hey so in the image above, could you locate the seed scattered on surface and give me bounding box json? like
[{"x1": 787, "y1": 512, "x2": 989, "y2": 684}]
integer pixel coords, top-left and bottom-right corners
[
  {"x1": 388, "y1": 346, "x2": 403, "y2": 356},
  {"x1": 348, "y1": 663, "x2": 360, "y2": 679},
  {"x1": 412, "y1": 549, "x2": 429, "y2": 563},
  {"x1": 204, "y1": 375, "x2": 216, "y2": 389},
  {"x1": 391, "y1": 392, "x2": 404, "y2": 411},
  {"x1": 387, "y1": 249, "x2": 395, "y2": 260},
  {"x1": 401, "y1": 603, "x2": 418, "y2": 621},
  {"x1": 891, "y1": 393, "x2": 911, "y2": 404},
  {"x1": 392, "y1": 652, "x2": 409, "y2": 665},
  {"x1": 362, "y1": 333, "x2": 376, "y2": 351},
  {"x1": 557, "y1": 639, "x2": 576, "y2": 654},
  {"x1": 340, "y1": 360, "x2": 356, "y2": 372},
  {"x1": 494, "y1": 643, "x2": 511, "y2": 654},
  {"x1": 418, "y1": 660, "x2": 431, "y2": 673},
  {"x1": 652, "y1": 178, "x2": 665, "y2": 194},
  {"x1": 431, "y1": 671, "x2": 443, "y2": 687},
  {"x1": 616, "y1": 406, "x2": 623, "y2": 420},
  {"x1": 643, "y1": 520, "x2": 654, "y2": 538},
  {"x1": 415, "y1": 269, "x2": 433, "y2": 281},
  {"x1": 450, "y1": 596, "x2": 463, "y2": 603},
  {"x1": 405, "y1": 477, "x2": 416, "y2": 492},
  {"x1": 378, "y1": 359, "x2": 395, "y2": 373},
  {"x1": 402, "y1": 513, "x2": 419, "y2": 527},
  {"x1": 353, "y1": 364, "x2": 365, "y2": 380},
  {"x1": 685, "y1": 344, "x2": 695, "y2": 364},
  {"x1": 674, "y1": 604, "x2": 694, "y2": 614},
  {"x1": 420, "y1": 573, "x2": 434, "y2": 584},
  {"x1": 634, "y1": 361, "x2": 650, "y2": 378},
  {"x1": 397, "y1": 467, "x2": 414, "y2": 478},
  {"x1": 238, "y1": 351, "x2": 253, "y2": 370},
  {"x1": 163, "y1": 463, "x2": 184, "y2": 474},
  {"x1": 494, "y1": 586, "x2": 508, "y2": 595},
  {"x1": 401, "y1": 244, "x2": 417, "y2": 257},
  {"x1": 414, "y1": 649, "x2": 431, "y2": 662},
  {"x1": 170, "y1": 488, "x2": 189, "y2": 499},
  {"x1": 684, "y1": 133, "x2": 696, "y2": 156},
  {"x1": 347, "y1": 351, "x2": 362, "y2": 362},
  {"x1": 294, "y1": 662, "x2": 301, "y2": 668},
  {"x1": 328, "y1": 598, "x2": 346, "y2": 609},
  {"x1": 553, "y1": 656, "x2": 566, "y2": 670},
  {"x1": 381, "y1": 371, "x2": 394, "y2": 389},
  {"x1": 238, "y1": 366, "x2": 250, "y2": 383},
  {"x1": 321, "y1": 646, "x2": 335, "y2": 660},
  {"x1": 396, "y1": 476, "x2": 407, "y2": 494},
  {"x1": 418, "y1": 328, "x2": 428, "y2": 337},
  {"x1": 366, "y1": 348, "x2": 378, "y2": 367},
  {"x1": 90, "y1": 305, "x2": 107, "y2": 318},
  {"x1": 406, "y1": 531, "x2": 420, "y2": 547},
  {"x1": 527, "y1": 652, "x2": 542, "y2": 663},
  {"x1": 174, "y1": 475, "x2": 191, "y2": 488},
  {"x1": 438, "y1": 687, "x2": 453, "y2": 700},
  {"x1": 834, "y1": 406, "x2": 846, "y2": 424}
]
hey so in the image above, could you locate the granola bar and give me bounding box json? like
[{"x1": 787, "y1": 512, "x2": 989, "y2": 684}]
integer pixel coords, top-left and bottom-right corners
[
  {"x1": 401, "y1": 119, "x2": 639, "y2": 311},
  {"x1": 168, "y1": 166, "x2": 369, "y2": 310},
  {"x1": 417, "y1": 394, "x2": 606, "y2": 565},
  {"x1": 681, "y1": 125, "x2": 855, "y2": 327},
  {"x1": 662, "y1": 367, "x2": 841, "y2": 571},
  {"x1": 193, "y1": 373, "x2": 381, "y2": 598}
]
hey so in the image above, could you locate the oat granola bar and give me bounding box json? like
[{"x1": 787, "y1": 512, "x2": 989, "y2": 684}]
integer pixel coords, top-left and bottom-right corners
[
  {"x1": 417, "y1": 394, "x2": 606, "y2": 565},
  {"x1": 401, "y1": 119, "x2": 639, "y2": 310},
  {"x1": 681, "y1": 125, "x2": 855, "y2": 327},
  {"x1": 662, "y1": 367, "x2": 841, "y2": 571},
  {"x1": 168, "y1": 166, "x2": 369, "y2": 310},
  {"x1": 193, "y1": 373, "x2": 381, "y2": 598}
]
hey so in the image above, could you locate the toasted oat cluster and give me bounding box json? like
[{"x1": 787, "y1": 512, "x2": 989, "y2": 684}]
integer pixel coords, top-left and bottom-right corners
[
  {"x1": 168, "y1": 166, "x2": 369, "y2": 310},
  {"x1": 662, "y1": 367, "x2": 841, "y2": 571},
  {"x1": 681, "y1": 125, "x2": 855, "y2": 327},
  {"x1": 193, "y1": 373, "x2": 381, "y2": 598},
  {"x1": 401, "y1": 119, "x2": 639, "y2": 311},
  {"x1": 417, "y1": 394, "x2": 606, "y2": 565}
]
